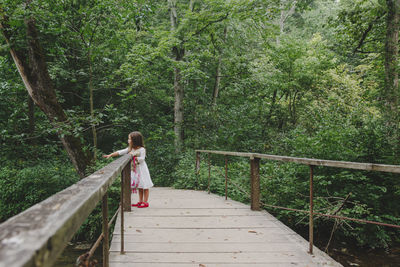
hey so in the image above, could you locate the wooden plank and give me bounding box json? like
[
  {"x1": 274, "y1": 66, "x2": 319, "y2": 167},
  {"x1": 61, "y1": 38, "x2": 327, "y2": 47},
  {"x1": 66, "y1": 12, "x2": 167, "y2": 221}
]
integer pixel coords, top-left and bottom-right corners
[
  {"x1": 108, "y1": 251, "x2": 330, "y2": 264},
  {"x1": 113, "y1": 216, "x2": 277, "y2": 229},
  {"x1": 0, "y1": 155, "x2": 131, "y2": 267},
  {"x1": 141, "y1": 187, "x2": 243, "y2": 199},
  {"x1": 196, "y1": 149, "x2": 400, "y2": 173},
  {"x1": 111, "y1": 228, "x2": 294, "y2": 243},
  {"x1": 130, "y1": 198, "x2": 247, "y2": 209},
  {"x1": 111, "y1": 229, "x2": 294, "y2": 243},
  {"x1": 121, "y1": 208, "x2": 265, "y2": 217},
  {"x1": 108, "y1": 263, "x2": 314, "y2": 267},
  {"x1": 109, "y1": 242, "x2": 302, "y2": 253}
]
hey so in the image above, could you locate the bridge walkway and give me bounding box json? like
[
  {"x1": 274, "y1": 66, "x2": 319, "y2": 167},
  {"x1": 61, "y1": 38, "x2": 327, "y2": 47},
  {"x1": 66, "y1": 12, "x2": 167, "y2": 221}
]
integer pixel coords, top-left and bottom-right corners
[{"x1": 109, "y1": 187, "x2": 342, "y2": 267}]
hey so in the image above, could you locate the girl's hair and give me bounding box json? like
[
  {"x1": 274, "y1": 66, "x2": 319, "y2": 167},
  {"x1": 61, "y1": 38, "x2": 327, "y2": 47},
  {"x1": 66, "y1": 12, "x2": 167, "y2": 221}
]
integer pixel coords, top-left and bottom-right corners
[{"x1": 128, "y1": 131, "x2": 144, "y2": 151}]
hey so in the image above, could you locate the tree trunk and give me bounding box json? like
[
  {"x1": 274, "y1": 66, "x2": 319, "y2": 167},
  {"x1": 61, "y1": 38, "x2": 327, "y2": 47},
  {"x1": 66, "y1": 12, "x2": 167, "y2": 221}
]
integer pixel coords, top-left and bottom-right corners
[
  {"x1": 169, "y1": 0, "x2": 185, "y2": 152},
  {"x1": 1, "y1": 16, "x2": 91, "y2": 178},
  {"x1": 384, "y1": 0, "x2": 400, "y2": 120},
  {"x1": 174, "y1": 64, "x2": 184, "y2": 152},
  {"x1": 384, "y1": 0, "x2": 400, "y2": 159},
  {"x1": 88, "y1": 50, "x2": 97, "y2": 161},
  {"x1": 212, "y1": 26, "x2": 227, "y2": 106},
  {"x1": 276, "y1": 0, "x2": 297, "y2": 45},
  {"x1": 267, "y1": 89, "x2": 278, "y2": 122},
  {"x1": 28, "y1": 95, "x2": 35, "y2": 135}
]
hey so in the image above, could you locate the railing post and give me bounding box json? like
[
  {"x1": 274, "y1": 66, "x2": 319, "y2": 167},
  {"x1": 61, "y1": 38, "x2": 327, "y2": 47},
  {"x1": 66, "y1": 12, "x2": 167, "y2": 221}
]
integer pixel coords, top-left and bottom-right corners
[
  {"x1": 225, "y1": 156, "x2": 228, "y2": 200},
  {"x1": 196, "y1": 151, "x2": 200, "y2": 188},
  {"x1": 122, "y1": 161, "x2": 131, "y2": 211},
  {"x1": 250, "y1": 156, "x2": 261, "y2": 211},
  {"x1": 208, "y1": 153, "x2": 211, "y2": 194},
  {"x1": 102, "y1": 192, "x2": 109, "y2": 267},
  {"x1": 309, "y1": 165, "x2": 314, "y2": 254},
  {"x1": 120, "y1": 168, "x2": 125, "y2": 254}
]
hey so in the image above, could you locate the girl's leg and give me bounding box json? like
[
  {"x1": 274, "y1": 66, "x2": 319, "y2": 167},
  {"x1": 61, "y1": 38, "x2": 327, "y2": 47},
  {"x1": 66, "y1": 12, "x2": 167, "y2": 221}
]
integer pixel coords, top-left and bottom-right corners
[
  {"x1": 138, "y1": 189, "x2": 144, "y2": 203},
  {"x1": 143, "y1": 189, "x2": 150, "y2": 203}
]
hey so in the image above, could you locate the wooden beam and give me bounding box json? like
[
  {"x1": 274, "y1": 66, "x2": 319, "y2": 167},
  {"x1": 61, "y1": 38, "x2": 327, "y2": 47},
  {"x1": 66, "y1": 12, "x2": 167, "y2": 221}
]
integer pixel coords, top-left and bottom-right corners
[
  {"x1": 195, "y1": 150, "x2": 400, "y2": 174},
  {"x1": 250, "y1": 157, "x2": 261, "y2": 211},
  {"x1": 122, "y1": 163, "x2": 131, "y2": 211}
]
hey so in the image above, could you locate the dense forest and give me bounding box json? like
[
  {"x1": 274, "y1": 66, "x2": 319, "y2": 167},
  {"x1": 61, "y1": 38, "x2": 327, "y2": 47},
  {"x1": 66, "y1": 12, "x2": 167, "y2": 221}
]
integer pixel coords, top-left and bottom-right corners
[{"x1": 1, "y1": 0, "x2": 399, "y2": 262}]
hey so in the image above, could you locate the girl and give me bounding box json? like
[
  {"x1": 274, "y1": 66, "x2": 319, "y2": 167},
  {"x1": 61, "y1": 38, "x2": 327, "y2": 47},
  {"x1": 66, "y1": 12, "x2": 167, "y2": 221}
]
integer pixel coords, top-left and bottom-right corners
[{"x1": 103, "y1": 131, "x2": 153, "y2": 208}]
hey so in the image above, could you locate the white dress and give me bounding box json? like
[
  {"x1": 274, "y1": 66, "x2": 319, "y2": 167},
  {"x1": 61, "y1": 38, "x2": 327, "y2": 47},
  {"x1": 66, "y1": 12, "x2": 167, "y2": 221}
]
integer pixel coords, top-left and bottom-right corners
[{"x1": 117, "y1": 147, "x2": 154, "y2": 189}]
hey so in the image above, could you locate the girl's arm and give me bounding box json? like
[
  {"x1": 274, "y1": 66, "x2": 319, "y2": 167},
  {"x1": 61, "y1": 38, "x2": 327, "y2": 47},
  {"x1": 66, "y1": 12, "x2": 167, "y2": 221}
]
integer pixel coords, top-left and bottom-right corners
[
  {"x1": 102, "y1": 151, "x2": 119, "y2": 159},
  {"x1": 103, "y1": 148, "x2": 129, "y2": 158}
]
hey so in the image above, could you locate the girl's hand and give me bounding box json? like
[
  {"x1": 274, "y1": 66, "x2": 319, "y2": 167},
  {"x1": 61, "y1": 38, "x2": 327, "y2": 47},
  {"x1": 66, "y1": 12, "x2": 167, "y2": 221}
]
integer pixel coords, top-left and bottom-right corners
[{"x1": 103, "y1": 154, "x2": 111, "y2": 159}]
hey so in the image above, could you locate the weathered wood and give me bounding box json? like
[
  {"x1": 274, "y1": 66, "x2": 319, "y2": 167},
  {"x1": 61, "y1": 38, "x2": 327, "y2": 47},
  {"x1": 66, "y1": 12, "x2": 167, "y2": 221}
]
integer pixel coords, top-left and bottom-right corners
[
  {"x1": 113, "y1": 216, "x2": 276, "y2": 229},
  {"x1": 225, "y1": 156, "x2": 228, "y2": 200},
  {"x1": 102, "y1": 192, "x2": 109, "y2": 267},
  {"x1": 119, "y1": 172, "x2": 124, "y2": 254},
  {"x1": 108, "y1": 263, "x2": 322, "y2": 267},
  {"x1": 196, "y1": 151, "x2": 200, "y2": 187},
  {"x1": 309, "y1": 165, "x2": 314, "y2": 254},
  {"x1": 121, "y1": 163, "x2": 131, "y2": 211},
  {"x1": 109, "y1": 188, "x2": 342, "y2": 267},
  {"x1": 111, "y1": 229, "x2": 291, "y2": 243},
  {"x1": 116, "y1": 207, "x2": 262, "y2": 217},
  {"x1": 109, "y1": 251, "x2": 331, "y2": 264},
  {"x1": 208, "y1": 153, "x2": 211, "y2": 193},
  {"x1": 0, "y1": 154, "x2": 131, "y2": 267},
  {"x1": 196, "y1": 151, "x2": 200, "y2": 174},
  {"x1": 250, "y1": 157, "x2": 261, "y2": 211},
  {"x1": 196, "y1": 150, "x2": 400, "y2": 173},
  {"x1": 110, "y1": 242, "x2": 307, "y2": 253}
]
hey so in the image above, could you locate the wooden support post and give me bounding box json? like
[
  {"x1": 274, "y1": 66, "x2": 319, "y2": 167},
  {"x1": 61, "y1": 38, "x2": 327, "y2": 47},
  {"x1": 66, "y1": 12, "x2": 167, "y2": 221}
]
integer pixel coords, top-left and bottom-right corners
[
  {"x1": 208, "y1": 153, "x2": 211, "y2": 194},
  {"x1": 225, "y1": 156, "x2": 228, "y2": 200},
  {"x1": 122, "y1": 162, "x2": 131, "y2": 211},
  {"x1": 102, "y1": 192, "x2": 109, "y2": 267},
  {"x1": 196, "y1": 152, "x2": 200, "y2": 187},
  {"x1": 250, "y1": 157, "x2": 261, "y2": 211},
  {"x1": 309, "y1": 165, "x2": 314, "y2": 254},
  {"x1": 120, "y1": 171, "x2": 125, "y2": 254}
]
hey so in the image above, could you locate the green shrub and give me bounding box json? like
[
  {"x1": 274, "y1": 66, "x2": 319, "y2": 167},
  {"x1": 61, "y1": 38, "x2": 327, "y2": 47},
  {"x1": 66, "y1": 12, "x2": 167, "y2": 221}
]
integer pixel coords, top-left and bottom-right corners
[{"x1": 0, "y1": 163, "x2": 78, "y2": 222}]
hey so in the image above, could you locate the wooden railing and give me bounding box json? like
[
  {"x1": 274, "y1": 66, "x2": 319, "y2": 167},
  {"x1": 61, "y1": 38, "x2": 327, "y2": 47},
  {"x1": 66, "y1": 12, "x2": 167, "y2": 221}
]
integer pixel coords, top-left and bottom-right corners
[
  {"x1": 0, "y1": 154, "x2": 132, "y2": 267},
  {"x1": 195, "y1": 150, "x2": 400, "y2": 254}
]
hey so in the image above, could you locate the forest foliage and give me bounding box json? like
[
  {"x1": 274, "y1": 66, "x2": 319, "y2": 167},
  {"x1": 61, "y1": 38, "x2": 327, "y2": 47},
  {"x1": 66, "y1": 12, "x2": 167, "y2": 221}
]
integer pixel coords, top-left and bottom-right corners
[{"x1": 0, "y1": 0, "x2": 399, "y2": 249}]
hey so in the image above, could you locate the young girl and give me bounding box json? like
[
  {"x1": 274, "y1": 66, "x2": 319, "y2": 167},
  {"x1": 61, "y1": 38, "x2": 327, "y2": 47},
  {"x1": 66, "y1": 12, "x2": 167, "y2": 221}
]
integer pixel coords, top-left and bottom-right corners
[{"x1": 103, "y1": 131, "x2": 153, "y2": 208}]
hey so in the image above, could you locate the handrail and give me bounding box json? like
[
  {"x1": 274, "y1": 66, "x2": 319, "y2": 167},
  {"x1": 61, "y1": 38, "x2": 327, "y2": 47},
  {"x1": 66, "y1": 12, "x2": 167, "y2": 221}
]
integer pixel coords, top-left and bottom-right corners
[
  {"x1": 0, "y1": 154, "x2": 132, "y2": 267},
  {"x1": 195, "y1": 149, "x2": 400, "y2": 254},
  {"x1": 196, "y1": 149, "x2": 400, "y2": 173}
]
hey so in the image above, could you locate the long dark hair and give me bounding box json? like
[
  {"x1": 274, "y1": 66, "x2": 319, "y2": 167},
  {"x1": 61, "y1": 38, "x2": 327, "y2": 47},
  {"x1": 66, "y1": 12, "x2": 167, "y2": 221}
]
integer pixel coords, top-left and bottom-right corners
[{"x1": 128, "y1": 131, "x2": 144, "y2": 151}]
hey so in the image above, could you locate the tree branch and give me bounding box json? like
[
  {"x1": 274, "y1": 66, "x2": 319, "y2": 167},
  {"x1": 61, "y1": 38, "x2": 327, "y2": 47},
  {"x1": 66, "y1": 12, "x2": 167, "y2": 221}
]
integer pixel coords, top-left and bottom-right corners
[
  {"x1": 186, "y1": 13, "x2": 229, "y2": 42},
  {"x1": 353, "y1": 13, "x2": 386, "y2": 55}
]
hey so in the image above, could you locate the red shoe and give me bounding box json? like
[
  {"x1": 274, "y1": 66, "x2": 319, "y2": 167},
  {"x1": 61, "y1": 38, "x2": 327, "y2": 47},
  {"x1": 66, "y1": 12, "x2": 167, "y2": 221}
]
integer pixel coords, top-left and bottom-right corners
[
  {"x1": 131, "y1": 202, "x2": 142, "y2": 207},
  {"x1": 138, "y1": 202, "x2": 149, "y2": 208}
]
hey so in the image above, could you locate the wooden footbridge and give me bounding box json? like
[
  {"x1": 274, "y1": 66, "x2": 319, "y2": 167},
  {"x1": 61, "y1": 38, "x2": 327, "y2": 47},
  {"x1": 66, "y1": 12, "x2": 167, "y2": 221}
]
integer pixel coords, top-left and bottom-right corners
[
  {"x1": 1, "y1": 150, "x2": 400, "y2": 267},
  {"x1": 109, "y1": 187, "x2": 340, "y2": 266}
]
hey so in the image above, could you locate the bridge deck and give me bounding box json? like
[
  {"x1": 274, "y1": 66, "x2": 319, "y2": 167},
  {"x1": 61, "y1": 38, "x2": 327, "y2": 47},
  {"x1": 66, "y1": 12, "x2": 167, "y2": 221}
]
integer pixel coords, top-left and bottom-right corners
[{"x1": 109, "y1": 187, "x2": 342, "y2": 267}]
